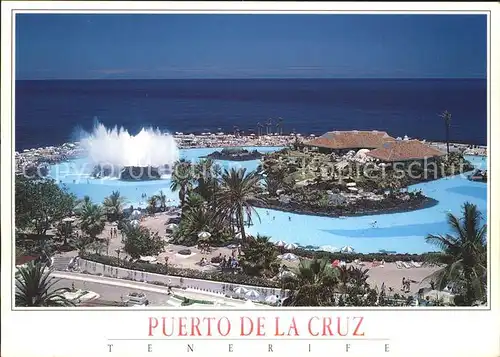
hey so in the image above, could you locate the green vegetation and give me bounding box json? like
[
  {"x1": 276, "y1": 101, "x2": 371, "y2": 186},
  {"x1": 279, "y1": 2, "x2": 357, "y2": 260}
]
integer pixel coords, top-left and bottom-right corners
[
  {"x1": 424, "y1": 202, "x2": 487, "y2": 306},
  {"x1": 15, "y1": 261, "x2": 74, "y2": 307},
  {"x1": 170, "y1": 159, "x2": 196, "y2": 207},
  {"x1": 81, "y1": 253, "x2": 282, "y2": 288},
  {"x1": 218, "y1": 167, "x2": 264, "y2": 242},
  {"x1": 103, "y1": 190, "x2": 125, "y2": 222},
  {"x1": 122, "y1": 223, "x2": 165, "y2": 259},
  {"x1": 440, "y1": 110, "x2": 452, "y2": 155},
  {"x1": 239, "y1": 235, "x2": 279, "y2": 277},
  {"x1": 14, "y1": 150, "x2": 486, "y2": 308},
  {"x1": 15, "y1": 177, "x2": 76, "y2": 235},
  {"x1": 174, "y1": 294, "x2": 214, "y2": 306},
  {"x1": 282, "y1": 259, "x2": 378, "y2": 306},
  {"x1": 76, "y1": 197, "x2": 106, "y2": 240}
]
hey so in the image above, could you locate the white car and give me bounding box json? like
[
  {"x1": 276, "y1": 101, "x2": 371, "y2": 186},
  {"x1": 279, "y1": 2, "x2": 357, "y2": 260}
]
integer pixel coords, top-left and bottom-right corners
[{"x1": 125, "y1": 292, "x2": 149, "y2": 306}]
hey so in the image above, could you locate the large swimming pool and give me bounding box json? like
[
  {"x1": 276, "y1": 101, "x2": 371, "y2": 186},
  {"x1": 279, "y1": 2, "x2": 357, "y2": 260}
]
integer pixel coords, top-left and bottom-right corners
[{"x1": 48, "y1": 147, "x2": 487, "y2": 254}]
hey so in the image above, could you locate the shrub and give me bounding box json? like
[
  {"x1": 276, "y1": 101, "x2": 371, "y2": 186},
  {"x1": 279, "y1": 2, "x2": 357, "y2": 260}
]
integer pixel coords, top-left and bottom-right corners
[{"x1": 80, "y1": 253, "x2": 282, "y2": 288}]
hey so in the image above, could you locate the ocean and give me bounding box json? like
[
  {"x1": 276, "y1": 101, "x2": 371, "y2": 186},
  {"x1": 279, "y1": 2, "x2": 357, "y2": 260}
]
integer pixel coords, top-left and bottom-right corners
[{"x1": 15, "y1": 78, "x2": 487, "y2": 151}]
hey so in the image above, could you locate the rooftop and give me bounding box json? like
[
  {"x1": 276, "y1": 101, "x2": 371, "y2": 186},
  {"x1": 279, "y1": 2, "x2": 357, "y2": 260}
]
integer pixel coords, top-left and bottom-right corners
[
  {"x1": 304, "y1": 130, "x2": 394, "y2": 150},
  {"x1": 367, "y1": 140, "x2": 446, "y2": 162}
]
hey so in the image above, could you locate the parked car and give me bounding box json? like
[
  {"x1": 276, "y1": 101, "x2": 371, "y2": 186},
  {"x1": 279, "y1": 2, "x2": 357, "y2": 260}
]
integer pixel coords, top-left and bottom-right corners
[{"x1": 125, "y1": 292, "x2": 149, "y2": 306}]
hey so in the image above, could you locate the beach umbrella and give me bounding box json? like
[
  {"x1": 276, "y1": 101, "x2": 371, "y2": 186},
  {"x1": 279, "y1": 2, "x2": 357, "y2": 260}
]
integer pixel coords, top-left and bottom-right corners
[
  {"x1": 111, "y1": 221, "x2": 118, "y2": 227},
  {"x1": 284, "y1": 243, "x2": 298, "y2": 250},
  {"x1": 226, "y1": 244, "x2": 238, "y2": 249},
  {"x1": 319, "y1": 245, "x2": 339, "y2": 253},
  {"x1": 130, "y1": 220, "x2": 140, "y2": 227},
  {"x1": 274, "y1": 240, "x2": 287, "y2": 247},
  {"x1": 245, "y1": 289, "x2": 260, "y2": 299},
  {"x1": 131, "y1": 210, "x2": 142, "y2": 219},
  {"x1": 198, "y1": 231, "x2": 211, "y2": 240},
  {"x1": 265, "y1": 295, "x2": 279, "y2": 304},
  {"x1": 340, "y1": 246, "x2": 355, "y2": 254},
  {"x1": 234, "y1": 286, "x2": 248, "y2": 295},
  {"x1": 278, "y1": 270, "x2": 296, "y2": 279},
  {"x1": 280, "y1": 253, "x2": 298, "y2": 261},
  {"x1": 62, "y1": 217, "x2": 75, "y2": 223},
  {"x1": 165, "y1": 223, "x2": 178, "y2": 230}
]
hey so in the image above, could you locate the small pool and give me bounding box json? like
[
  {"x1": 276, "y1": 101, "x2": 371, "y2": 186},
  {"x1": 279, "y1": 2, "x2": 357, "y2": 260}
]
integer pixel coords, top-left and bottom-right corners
[{"x1": 48, "y1": 150, "x2": 487, "y2": 254}]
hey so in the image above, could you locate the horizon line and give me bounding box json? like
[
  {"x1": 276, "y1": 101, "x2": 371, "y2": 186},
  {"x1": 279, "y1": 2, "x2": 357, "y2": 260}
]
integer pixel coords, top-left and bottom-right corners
[{"x1": 16, "y1": 77, "x2": 487, "y2": 81}]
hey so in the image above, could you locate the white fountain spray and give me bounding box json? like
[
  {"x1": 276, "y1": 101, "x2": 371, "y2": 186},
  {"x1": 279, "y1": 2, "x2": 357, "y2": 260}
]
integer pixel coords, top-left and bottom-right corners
[{"x1": 80, "y1": 122, "x2": 179, "y2": 178}]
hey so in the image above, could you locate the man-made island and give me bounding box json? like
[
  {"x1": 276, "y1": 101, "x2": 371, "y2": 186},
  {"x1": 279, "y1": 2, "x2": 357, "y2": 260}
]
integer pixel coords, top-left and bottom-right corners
[
  {"x1": 203, "y1": 147, "x2": 264, "y2": 161},
  {"x1": 257, "y1": 130, "x2": 474, "y2": 217}
]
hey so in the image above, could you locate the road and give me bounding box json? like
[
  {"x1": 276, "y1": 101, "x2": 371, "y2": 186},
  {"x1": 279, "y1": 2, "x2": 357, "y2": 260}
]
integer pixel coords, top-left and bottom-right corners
[{"x1": 51, "y1": 278, "x2": 173, "y2": 306}]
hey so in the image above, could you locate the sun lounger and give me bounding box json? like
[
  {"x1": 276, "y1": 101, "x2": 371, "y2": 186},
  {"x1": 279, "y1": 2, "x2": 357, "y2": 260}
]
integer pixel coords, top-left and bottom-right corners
[
  {"x1": 402, "y1": 261, "x2": 411, "y2": 269},
  {"x1": 411, "y1": 261, "x2": 422, "y2": 268},
  {"x1": 395, "y1": 261, "x2": 404, "y2": 269}
]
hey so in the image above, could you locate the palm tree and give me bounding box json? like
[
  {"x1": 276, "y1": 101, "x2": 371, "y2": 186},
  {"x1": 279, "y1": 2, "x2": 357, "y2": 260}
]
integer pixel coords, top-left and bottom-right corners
[
  {"x1": 170, "y1": 160, "x2": 195, "y2": 207},
  {"x1": 439, "y1": 110, "x2": 452, "y2": 156},
  {"x1": 218, "y1": 168, "x2": 265, "y2": 241},
  {"x1": 78, "y1": 199, "x2": 105, "y2": 240},
  {"x1": 284, "y1": 258, "x2": 339, "y2": 306},
  {"x1": 278, "y1": 117, "x2": 284, "y2": 135},
  {"x1": 75, "y1": 195, "x2": 92, "y2": 215},
  {"x1": 183, "y1": 205, "x2": 215, "y2": 238},
  {"x1": 74, "y1": 235, "x2": 92, "y2": 255},
  {"x1": 55, "y1": 220, "x2": 74, "y2": 246},
  {"x1": 239, "y1": 235, "x2": 279, "y2": 277},
  {"x1": 424, "y1": 202, "x2": 487, "y2": 305},
  {"x1": 263, "y1": 175, "x2": 283, "y2": 197},
  {"x1": 194, "y1": 159, "x2": 221, "y2": 203},
  {"x1": 15, "y1": 261, "x2": 74, "y2": 307},
  {"x1": 147, "y1": 196, "x2": 158, "y2": 215},
  {"x1": 185, "y1": 192, "x2": 206, "y2": 212},
  {"x1": 348, "y1": 266, "x2": 370, "y2": 290},
  {"x1": 103, "y1": 190, "x2": 125, "y2": 222},
  {"x1": 89, "y1": 239, "x2": 106, "y2": 255},
  {"x1": 266, "y1": 118, "x2": 272, "y2": 135},
  {"x1": 156, "y1": 190, "x2": 167, "y2": 212}
]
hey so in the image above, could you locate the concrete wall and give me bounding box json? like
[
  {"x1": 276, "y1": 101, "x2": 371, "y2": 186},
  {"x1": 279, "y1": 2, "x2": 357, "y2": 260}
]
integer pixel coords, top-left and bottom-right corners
[{"x1": 76, "y1": 258, "x2": 286, "y2": 302}]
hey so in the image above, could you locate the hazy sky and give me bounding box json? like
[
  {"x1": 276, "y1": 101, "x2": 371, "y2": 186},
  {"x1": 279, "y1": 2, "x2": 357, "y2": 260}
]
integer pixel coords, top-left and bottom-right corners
[{"x1": 15, "y1": 14, "x2": 487, "y2": 79}]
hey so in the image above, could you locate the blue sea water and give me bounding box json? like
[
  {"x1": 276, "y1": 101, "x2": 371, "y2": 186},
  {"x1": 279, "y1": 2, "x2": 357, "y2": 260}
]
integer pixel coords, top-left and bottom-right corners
[
  {"x1": 15, "y1": 79, "x2": 486, "y2": 151},
  {"x1": 48, "y1": 148, "x2": 487, "y2": 254}
]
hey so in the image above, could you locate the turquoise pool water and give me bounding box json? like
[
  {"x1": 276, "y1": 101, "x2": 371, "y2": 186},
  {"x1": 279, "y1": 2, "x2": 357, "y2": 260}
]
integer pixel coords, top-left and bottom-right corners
[{"x1": 48, "y1": 148, "x2": 487, "y2": 254}]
